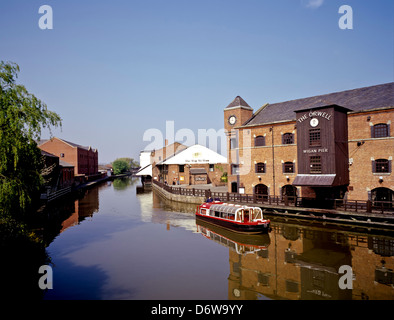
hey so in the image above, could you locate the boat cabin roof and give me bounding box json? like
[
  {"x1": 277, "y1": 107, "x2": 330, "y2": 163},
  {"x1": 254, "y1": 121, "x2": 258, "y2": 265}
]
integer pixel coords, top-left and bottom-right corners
[
  {"x1": 201, "y1": 202, "x2": 262, "y2": 215},
  {"x1": 209, "y1": 204, "x2": 241, "y2": 215}
]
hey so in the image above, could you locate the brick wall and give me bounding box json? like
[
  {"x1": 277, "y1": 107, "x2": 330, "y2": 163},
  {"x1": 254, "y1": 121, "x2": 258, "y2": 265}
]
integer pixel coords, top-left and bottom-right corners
[
  {"x1": 227, "y1": 109, "x2": 394, "y2": 201},
  {"x1": 347, "y1": 110, "x2": 393, "y2": 200},
  {"x1": 39, "y1": 138, "x2": 98, "y2": 176}
]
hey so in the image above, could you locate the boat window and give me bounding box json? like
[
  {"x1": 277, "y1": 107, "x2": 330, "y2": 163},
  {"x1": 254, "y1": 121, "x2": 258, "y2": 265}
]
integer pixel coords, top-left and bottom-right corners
[
  {"x1": 235, "y1": 212, "x2": 241, "y2": 221},
  {"x1": 244, "y1": 210, "x2": 249, "y2": 222},
  {"x1": 255, "y1": 208, "x2": 263, "y2": 220},
  {"x1": 200, "y1": 209, "x2": 207, "y2": 215},
  {"x1": 251, "y1": 208, "x2": 262, "y2": 220}
]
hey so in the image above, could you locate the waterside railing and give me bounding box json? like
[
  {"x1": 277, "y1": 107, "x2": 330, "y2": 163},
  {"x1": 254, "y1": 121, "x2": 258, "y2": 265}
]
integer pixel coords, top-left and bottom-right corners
[{"x1": 153, "y1": 180, "x2": 394, "y2": 216}]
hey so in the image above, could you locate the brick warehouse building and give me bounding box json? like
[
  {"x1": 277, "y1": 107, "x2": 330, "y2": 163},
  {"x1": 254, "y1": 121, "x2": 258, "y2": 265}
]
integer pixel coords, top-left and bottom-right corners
[
  {"x1": 38, "y1": 137, "x2": 99, "y2": 177},
  {"x1": 224, "y1": 83, "x2": 394, "y2": 204}
]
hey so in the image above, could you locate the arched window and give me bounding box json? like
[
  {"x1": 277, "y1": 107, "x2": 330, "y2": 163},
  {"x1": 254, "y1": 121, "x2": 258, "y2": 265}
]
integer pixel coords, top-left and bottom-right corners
[
  {"x1": 372, "y1": 123, "x2": 389, "y2": 138},
  {"x1": 282, "y1": 185, "x2": 297, "y2": 199},
  {"x1": 282, "y1": 133, "x2": 294, "y2": 144},
  {"x1": 254, "y1": 184, "x2": 268, "y2": 195},
  {"x1": 254, "y1": 135, "x2": 265, "y2": 147},
  {"x1": 371, "y1": 187, "x2": 393, "y2": 208}
]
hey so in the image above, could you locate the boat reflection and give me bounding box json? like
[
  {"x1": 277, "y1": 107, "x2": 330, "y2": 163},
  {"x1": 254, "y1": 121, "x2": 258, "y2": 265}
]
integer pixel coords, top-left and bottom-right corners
[
  {"x1": 151, "y1": 186, "x2": 394, "y2": 300},
  {"x1": 196, "y1": 219, "x2": 270, "y2": 255}
]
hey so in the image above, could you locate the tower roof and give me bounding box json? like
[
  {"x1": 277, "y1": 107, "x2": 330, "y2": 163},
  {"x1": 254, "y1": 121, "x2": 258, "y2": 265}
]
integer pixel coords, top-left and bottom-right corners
[{"x1": 225, "y1": 96, "x2": 253, "y2": 110}]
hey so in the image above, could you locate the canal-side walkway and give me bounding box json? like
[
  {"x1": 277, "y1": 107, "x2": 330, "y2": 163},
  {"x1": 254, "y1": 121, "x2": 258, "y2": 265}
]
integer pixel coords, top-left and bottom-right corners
[
  {"x1": 42, "y1": 173, "x2": 133, "y2": 202},
  {"x1": 152, "y1": 180, "x2": 394, "y2": 230}
]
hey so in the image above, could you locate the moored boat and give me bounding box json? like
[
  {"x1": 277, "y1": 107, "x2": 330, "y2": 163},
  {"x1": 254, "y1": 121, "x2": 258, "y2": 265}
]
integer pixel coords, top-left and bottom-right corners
[{"x1": 195, "y1": 201, "x2": 270, "y2": 234}]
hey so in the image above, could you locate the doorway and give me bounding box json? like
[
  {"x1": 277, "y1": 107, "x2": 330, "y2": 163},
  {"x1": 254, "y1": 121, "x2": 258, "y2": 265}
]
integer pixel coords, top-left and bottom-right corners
[{"x1": 254, "y1": 184, "x2": 268, "y2": 200}]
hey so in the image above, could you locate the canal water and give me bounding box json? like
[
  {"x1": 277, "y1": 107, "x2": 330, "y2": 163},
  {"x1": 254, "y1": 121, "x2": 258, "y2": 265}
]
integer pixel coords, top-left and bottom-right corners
[{"x1": 41, "y1": 177, "x2": 394, "y2": 300}]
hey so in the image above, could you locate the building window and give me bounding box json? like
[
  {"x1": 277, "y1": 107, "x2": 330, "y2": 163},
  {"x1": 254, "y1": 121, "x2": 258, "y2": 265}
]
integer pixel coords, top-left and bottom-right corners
[
  {"x1": 310, "y1": 156, "x2": 321, "y2": 174},
  {"x1": 230, "y1": 138, "x2": 238, "y2": 149},
  {"x1": 372, "y1": 123, "x2": 389, "y2": 138},
  {"x1": 254, "y1": 136, "x2": 265, "y2": 147},
  {"x1": 255, "y1": 162, "x2": 265, "y2": 173},
  {"x1": 179, "y1": 165, "x2": 184, "y2": 173},
  {"x1": 282, "y1": 133, "x2": 294, "y2": 145},
  {"x1": 283, "y1": 162, "x2": 295, "y2": 173},
  {"x1": 231, "y1": 164, "x2": 240, "y2": 175},
  {"x1": 373, "y1": 159, "x2": 391, "y2": 173},
  {"x1": 60, "y1": 153, "x2": 64, "y2": 158},
  {"x1": 309, "y1": 129, "x2": 321, "y2": 146},
  {"x1": 209, "y1": 164, "x2": 214, "y2": 172},
  {"x1": 285, "y1": 279, "x2": 299, "y2": 293}
]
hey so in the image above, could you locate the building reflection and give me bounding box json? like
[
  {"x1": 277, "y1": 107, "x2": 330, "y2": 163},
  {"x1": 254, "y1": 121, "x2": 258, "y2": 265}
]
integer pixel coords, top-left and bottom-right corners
[
  {"x1": 149, "y1": 187, "x2": 394, "y2": 300},
  {"x1": 60, "y1": 186, "x2": 100, "y2": 232},
  {"x1": 226, "y1": 223, "x2": 394, "y2": 300}
]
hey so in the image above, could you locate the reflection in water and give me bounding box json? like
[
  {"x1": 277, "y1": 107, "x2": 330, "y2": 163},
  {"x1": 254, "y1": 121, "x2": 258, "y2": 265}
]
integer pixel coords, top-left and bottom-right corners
[
  {"x1": 196, "y1": 219, "x2": 270, "y2": 255},
  {"x1": 227, "y1": 223, "x2": 394, "y2": 300},
  {"x1": 112, "y1": 177, "x2": 138, "y2": 191},
  {"x1": 40, "y1": 178, "x2": 394, "y2": 300},
  {"x1": 137, "y1": 189, "x2": 198, "y2": 232},
  {"x1": 60, "y1": 186, "x2": 100, "y2": 232},
  {"x1": 152, "y1": 187, "x2": 394, "y2": 300}
]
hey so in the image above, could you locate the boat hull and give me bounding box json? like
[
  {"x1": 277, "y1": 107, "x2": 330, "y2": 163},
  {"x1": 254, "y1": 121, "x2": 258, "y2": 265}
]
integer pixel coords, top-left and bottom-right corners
[{"x1": 196, "y1": 214, "x2": 270, "y2": 234}]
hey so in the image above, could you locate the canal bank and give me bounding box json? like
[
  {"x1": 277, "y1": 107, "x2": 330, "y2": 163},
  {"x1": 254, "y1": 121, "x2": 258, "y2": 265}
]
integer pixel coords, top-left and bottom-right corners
[
  {"x1": 41, "y1": 172, "x2": 133, "y2": 203},
  {"x1": 152, "y1": 180, "x2": 394, "y2": 230},
  {"x1": 152, "y1": 181, "x2": 206, "y2": 204}
]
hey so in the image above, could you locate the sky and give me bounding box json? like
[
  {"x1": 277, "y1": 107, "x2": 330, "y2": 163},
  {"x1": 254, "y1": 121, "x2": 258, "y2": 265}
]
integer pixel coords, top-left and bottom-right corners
[{"x1": 0, "y1": 0, "x2": 393, "y2": 164}]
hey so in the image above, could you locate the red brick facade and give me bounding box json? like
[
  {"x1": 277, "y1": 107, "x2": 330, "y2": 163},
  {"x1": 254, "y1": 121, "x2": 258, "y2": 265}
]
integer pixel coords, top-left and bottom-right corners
[
  {"x1": 224, "y1": 84, "x2": 394, "y2": 202},
  {"x1": 39, "y1": 137, "x2": 98, "y2": 177}
]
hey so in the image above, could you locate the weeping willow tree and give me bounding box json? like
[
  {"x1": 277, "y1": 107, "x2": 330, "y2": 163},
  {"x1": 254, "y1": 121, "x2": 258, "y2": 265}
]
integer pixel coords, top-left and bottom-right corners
[{"x1": 0, "y1": 61, "x2": 62, "y2": 220}]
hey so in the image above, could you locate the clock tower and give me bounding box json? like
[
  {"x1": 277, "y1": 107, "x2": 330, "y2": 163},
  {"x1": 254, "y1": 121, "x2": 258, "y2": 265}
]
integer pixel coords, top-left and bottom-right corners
[
  {"x1": 224, "y1": 96, "x2": 253, "y2": 193},
  {"x1": 223, "y1": 96, "x2": 253, "y2": 132}
]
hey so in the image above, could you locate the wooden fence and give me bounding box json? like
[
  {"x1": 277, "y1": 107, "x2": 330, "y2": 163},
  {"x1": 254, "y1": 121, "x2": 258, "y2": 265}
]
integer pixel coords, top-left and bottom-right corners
[{"x1": 153, "y1": 180, "x2": 394, "y2": 215}]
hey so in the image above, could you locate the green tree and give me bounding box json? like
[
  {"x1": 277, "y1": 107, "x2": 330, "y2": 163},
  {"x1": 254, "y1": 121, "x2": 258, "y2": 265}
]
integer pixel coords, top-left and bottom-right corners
[
  {"x1": 118, "y1": 157, "x2": 139, "y2": 168},
  {"x1": 112, "y1": 158, "x2": 131, "y2": 175},
  {"x1": 0, "y1": 61, "x2": 62, "y2": 219}
]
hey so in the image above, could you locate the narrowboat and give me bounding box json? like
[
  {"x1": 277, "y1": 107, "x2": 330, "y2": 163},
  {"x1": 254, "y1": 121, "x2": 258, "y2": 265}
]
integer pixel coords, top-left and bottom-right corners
[{"x1": 195, "y1": 201, "x2": 270, "y2": 234}]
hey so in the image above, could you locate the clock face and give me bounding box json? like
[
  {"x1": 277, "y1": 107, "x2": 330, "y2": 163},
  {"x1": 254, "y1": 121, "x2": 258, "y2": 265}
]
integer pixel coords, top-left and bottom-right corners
[
  {"x1": 228, "y1": 115, "x2": 237, "y2": 125},
  {"x1": 310, "y1": 118, "x2": 319, "y2": 127}
]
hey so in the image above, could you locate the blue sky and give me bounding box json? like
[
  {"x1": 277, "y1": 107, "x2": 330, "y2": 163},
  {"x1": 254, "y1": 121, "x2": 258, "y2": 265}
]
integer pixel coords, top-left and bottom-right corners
[{"x1": 0, "y1": 0, "x2": 393, "y2": 163}]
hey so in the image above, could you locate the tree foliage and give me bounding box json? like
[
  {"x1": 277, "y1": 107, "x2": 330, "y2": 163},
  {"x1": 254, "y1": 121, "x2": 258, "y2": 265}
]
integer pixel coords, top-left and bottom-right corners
[
  {"x1": 0, "y1": 61, "x2": 62, "y2": 219},
  {"x1": 112, "y1": 158, "x2": 131, "y2": 175}
]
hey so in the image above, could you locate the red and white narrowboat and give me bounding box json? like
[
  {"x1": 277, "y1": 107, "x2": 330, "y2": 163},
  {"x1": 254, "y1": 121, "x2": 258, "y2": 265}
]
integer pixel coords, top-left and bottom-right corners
[{"x1": 195, "y1": 201, "x2": 270, "y2": 234}]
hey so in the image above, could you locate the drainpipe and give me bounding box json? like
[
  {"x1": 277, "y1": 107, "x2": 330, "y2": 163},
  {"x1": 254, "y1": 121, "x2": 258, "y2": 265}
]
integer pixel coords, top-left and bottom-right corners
[{"x1": 271, "y1": 126, "x2": 276, "y2": 198}]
